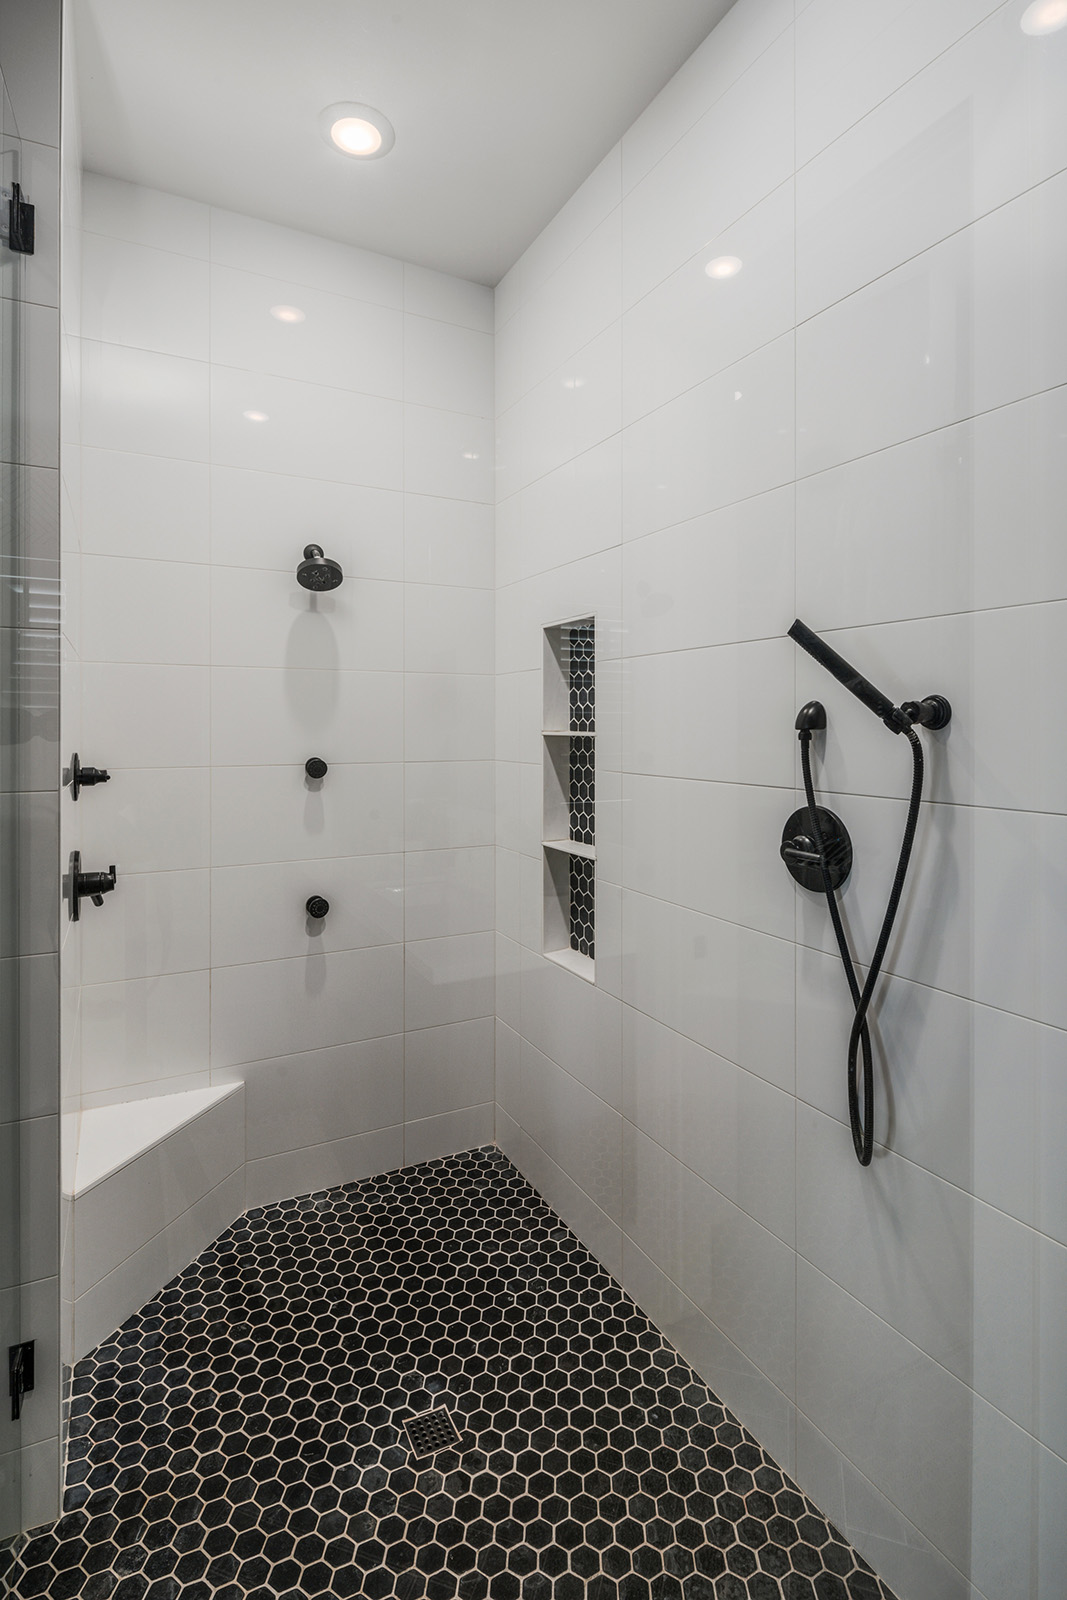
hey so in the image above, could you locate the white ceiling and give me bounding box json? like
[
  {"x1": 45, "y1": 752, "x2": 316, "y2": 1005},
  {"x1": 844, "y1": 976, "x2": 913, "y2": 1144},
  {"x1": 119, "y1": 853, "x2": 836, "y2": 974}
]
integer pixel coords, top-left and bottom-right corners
[{"x1": 73, "y1": 0, "x2": 735, "y2": 285}]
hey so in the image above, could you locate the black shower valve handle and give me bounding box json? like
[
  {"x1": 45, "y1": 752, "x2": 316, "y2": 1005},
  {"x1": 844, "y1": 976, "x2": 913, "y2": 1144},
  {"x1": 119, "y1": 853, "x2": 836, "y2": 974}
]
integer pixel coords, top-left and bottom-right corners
[{"x1": 70, "y1": 852, "x2": 117, "y2": 920}]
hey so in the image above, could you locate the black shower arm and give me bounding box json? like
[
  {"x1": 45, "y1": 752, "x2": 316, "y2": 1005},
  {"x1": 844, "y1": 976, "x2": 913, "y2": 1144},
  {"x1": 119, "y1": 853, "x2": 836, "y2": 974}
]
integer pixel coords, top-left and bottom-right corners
[{"x1": 788, "y1": 619, "x2": 913, "y2": 734}]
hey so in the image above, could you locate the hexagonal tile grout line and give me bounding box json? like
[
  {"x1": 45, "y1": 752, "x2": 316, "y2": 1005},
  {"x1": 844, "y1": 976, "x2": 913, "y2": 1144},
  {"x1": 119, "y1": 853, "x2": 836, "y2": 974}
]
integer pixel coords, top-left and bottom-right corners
[{"x1": 0, "y1": 1146, "x2": 900, "y2": 1600}]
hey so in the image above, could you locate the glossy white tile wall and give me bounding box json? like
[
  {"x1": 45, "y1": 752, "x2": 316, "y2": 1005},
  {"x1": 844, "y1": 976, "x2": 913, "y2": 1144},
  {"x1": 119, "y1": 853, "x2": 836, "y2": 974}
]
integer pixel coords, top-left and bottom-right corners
[
  {"x1": 66, "y1": 177, "x2": 495, "y2": 1253},
  {"x1": 493, "y1": 3, "x2": 1067, "y2": 1596}
]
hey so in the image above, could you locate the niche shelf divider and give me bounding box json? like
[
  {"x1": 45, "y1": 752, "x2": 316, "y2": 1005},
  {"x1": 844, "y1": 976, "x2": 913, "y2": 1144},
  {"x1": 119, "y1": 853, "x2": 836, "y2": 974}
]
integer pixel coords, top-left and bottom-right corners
[{"x1": 542, "y1": 618, "x2": 595, "y2": 983}]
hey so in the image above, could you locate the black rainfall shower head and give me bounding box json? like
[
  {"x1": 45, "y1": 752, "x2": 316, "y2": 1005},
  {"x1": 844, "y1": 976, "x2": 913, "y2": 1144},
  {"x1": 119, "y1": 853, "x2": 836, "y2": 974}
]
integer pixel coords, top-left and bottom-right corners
[{"x1": 296, "y1": 544, "x2": 344, "y2": 591}]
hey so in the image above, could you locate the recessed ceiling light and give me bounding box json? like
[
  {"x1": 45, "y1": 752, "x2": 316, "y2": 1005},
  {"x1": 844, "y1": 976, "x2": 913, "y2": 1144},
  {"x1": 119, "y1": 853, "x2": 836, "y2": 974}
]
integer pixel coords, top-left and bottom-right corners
[
  {"x1": 242, "y1": 410, "x2": 269, "y2": 423},
  {"x1": 320, "y1": 102, "x2": 395, "y2": 159},
  {"x1": 705, "y1": 255, "x2": 743, "y2": 279},
  {"x1": 1020, "y1": 0, "x2": 1067, "y2": 32},
  {"x1": 271, "y1": 305, "x2": 306, "y2": 323}
]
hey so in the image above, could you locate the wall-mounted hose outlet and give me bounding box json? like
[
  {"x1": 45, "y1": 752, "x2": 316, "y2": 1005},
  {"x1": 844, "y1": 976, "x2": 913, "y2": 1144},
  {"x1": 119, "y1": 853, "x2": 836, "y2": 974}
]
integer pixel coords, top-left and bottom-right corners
[
  {"x1": 305, "y1": 756, "x2": 328, "y2": 781},
  {"x1": 69, "y1": 851, "x2": 117, "y2": 921},
  {"x1": 69, "y1": 753, "x2": 110, "y2": 801},
  {"x1": 306, "y1": 896, "x2": 330, "y2": 920}
]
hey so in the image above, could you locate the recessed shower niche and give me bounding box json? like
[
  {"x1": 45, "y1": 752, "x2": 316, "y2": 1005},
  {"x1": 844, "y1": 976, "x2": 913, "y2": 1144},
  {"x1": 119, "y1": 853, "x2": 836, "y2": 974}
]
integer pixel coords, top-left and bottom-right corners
[{"x1": 542, "y1": 618, "x2": 595, "y2": 981}]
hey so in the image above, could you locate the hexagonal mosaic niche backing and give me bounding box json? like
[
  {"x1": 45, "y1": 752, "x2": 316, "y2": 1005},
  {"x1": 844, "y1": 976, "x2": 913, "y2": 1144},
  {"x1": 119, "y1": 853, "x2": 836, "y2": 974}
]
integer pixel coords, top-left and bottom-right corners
[{"x1": 0, "y1": 1148, "x2": 899, "y2": 1600}]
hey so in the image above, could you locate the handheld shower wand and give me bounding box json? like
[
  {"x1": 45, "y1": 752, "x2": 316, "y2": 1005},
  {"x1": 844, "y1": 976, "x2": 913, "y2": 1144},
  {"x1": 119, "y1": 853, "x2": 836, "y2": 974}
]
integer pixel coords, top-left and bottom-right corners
[{"x1": 784, "y1": 619, "x2": 951, "y2": 1165}]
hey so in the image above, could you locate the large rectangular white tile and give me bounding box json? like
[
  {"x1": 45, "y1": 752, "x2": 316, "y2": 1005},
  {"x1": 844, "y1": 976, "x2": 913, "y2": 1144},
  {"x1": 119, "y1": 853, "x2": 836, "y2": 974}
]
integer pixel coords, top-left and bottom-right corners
[
  {"x1": 796, "y1": 386, "x2": 1067, "y2": 630},
  {"x1": 79, "y1": 868, "x2": 210, "y2": 986},
  {"x1": 796, "y1": 947, "x2": 1056, "y2": 1234},
  {"x1": 210, "y1": 263, "x2": 403, "y2": 396},
  {"x1": 519, "y1": 952, "x2": 622, "y2": 1108},
  {"x1": 211, "y1": 854, "x2": 403, "y2": 966},
  {"x1": 622, "y1": 1122, "x2": 795, "y2": 1391},
  {"x1": 796, "y1": 1259, "x2": 1036, "y2": 1591},
  {"x1": 621, "y1": 775, "x2": 794, "y2": 942},
  {"x1": 71, "y1": 1169, "x2": 245, "y2": 1362},
  {"x1": 403, "y1": 315, "x2": 493, "y2": 416},
  {"x1": 795, "y1": 0, "x2": 1002, "y2": 167},
  {"x1": 211, "y1": 763, "x2": 402, "y2": 866},
  {"x1": 83, "y1": 174, "x2": 209, "y2": 258},
  {"x1": 496, "y1": 325, "x2": 621, "y2": 500},
  {"x1": 622, "y1": 1007, "x2": 795, "y2": 1245},
  {"x1": 797, "y1": 169, "x2": 1067, "y2": 475},
  {"x1": 244, "y1": 1126, "x2": 404, "y2": 1211},
  {"x1": 72, "y1": 1087, "x2": 243, "y2": 1294},
  {"x1": 623, "y1": 179, "x2": 793, "y2": 426},
  {"x1": 622, "y1": 637, "x2": 795, "y2": 788},
  {"x1": 404, "y1": 1016, "x2": 495, "y2": 1120},
  {"x1": 507, "y1": 209, "x2": 622, "y2": 404},
  {"x1": 794, "y1": 1413, "x2": 973, "y2": 1600},
  {"x1": 403, "y1": 405, "x2": 493, "y2": 502},
  {"x1": 622, "y1": 485, "x2": 793, "y2": 657},
  {"x1": 621, "y1": 335, "x2": 794, "y2": 541},
  {"x1": 210, "y1": 944, "x2": 403, "y2": 1068},
  {"x1": 210, "y1": 568, "x2": 403, "y2": 672},
  {"x1": 210, "y1": 467, "x2": 403, "y2": 579},
  {"x1": 403, "y1": 264, "x2": 493, "y2": 332},
  {"x1": 404, "y1": 585, "x2": 493, "y2": 674},
  {"x1": 621, "y1": 30, "x2": 794, "y2": 306},
  {"x1": 80, "y1": 340, "x2": 209, "y2": 461},
  {"x1": 622, "y1": 889, "x2": 795, "y2": 1092},
  {"x1": 404, "y1": 495, "x2": 493, "y2": 589},
  {"x1": 404, "y1": 674, "x2": 493, "y2": 762},
  {"x1": 404, "y1": 932, "x2": 495, "y2": 1030},
  {"x1": 519, "y1": 1039, "x2": 622, "y2": 1225},
  {"x1": 220, "y1": 1035, "x2": 404, "y2": 1159},
  {"x1": 211, "y1": 667, "x2": 403, "y2": 765},
  {"x1": 403, "y1": 848, "x2": 494, "y2": 942},
  {"x1": 404, "y1": 1104, "x2": 494, "y2": 1166},
  {"x1": 79, "y1": 969, "x2": 210, "y2": 1097},
  {"x1": 796, "y1": 1101, "x2": 1036, "y2": 1433},
  {"x1": 796, "y1": 0, "x2": 1067, "y2": 318},
  {"x1": 496, "y1": 146, "x2": 621, "y2": 328},
  {"x1": 81, "y1": 448, "x2": 210, "y2": 563},
  {"x1": 404, "y1": 761, "x2": 494, "y2": 850},
  {"x1": 80, "y1": 664, "x2": 210, "y2": 768},
  {"x1": 80, "y1": 555, "x2": 210, "y2": 664},
  {"x1": 497, "y1": 436, "x2": 622, "y2": 588},
  {"x1": 209, "y1": 207, "x2": 403, "y2": 306},
  {"x1": 210, "y1": 366, "x2": 402, "y2": 487},
  {"x1": 621, "y1": 0, "x2": 794, "y2": 194},
  {"x1": 81, "y1": 234, "x2": 209, "y2": 359}
]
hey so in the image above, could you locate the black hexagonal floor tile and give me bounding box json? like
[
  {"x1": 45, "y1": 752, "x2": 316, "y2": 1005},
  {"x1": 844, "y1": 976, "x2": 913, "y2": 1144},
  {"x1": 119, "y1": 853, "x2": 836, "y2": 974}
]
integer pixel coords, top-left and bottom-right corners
[{"x1": 4, "y1": 1148, "x2": 899, "y2": 1600}]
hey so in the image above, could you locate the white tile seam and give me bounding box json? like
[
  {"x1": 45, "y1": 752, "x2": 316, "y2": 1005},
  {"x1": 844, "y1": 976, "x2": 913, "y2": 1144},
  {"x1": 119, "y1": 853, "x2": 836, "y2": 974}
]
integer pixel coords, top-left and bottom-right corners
[
  {"x1": 793, "y1": 159, "x2": 1067, "y2": 333},
  {"x1": 71, "y1": 1163, "x2": 244, "y2": 1293},
  {"x1": 796, "y1": 1256, "x2": 1067, "y2": 1529},
  {"x1": 793, "y1": 0, "x2": 1014, "y2": 179}
]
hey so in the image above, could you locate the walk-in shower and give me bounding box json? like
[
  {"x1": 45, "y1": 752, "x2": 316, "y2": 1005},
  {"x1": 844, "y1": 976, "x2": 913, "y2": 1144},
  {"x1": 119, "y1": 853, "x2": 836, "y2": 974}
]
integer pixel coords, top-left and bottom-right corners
[{"x1": 2, "y1": 3, "x2": 1064, "y2": 1598}]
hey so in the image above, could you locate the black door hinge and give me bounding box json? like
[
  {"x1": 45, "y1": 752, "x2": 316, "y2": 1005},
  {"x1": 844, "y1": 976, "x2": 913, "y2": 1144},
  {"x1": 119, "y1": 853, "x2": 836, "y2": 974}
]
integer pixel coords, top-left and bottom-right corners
[
  {"x1": 9, "y1": 1340, "x2": 35, "y2": 1420},
  {"x1": 7, "y1": 182, "x2": 35, "y2": 254}
]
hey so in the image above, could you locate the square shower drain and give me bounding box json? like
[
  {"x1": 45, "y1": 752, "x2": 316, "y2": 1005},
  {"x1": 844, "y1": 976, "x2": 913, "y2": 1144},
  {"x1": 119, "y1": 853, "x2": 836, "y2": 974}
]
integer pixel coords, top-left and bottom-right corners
[{"x1": 403, "y1": 1405, "x2": 463, "y2": 1459}]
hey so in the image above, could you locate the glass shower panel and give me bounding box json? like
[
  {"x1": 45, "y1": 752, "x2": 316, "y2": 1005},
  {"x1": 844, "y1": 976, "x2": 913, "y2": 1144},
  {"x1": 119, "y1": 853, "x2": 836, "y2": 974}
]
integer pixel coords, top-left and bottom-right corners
[{"x1": 0, "y1": 49, "x2": 26, "y2": 1541}]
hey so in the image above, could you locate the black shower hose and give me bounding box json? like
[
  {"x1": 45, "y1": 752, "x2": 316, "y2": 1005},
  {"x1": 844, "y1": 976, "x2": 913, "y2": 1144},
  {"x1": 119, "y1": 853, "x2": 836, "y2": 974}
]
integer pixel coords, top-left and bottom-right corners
[{"x1": 799, "y1": 724, "x2": 925, "y2": 1165}]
